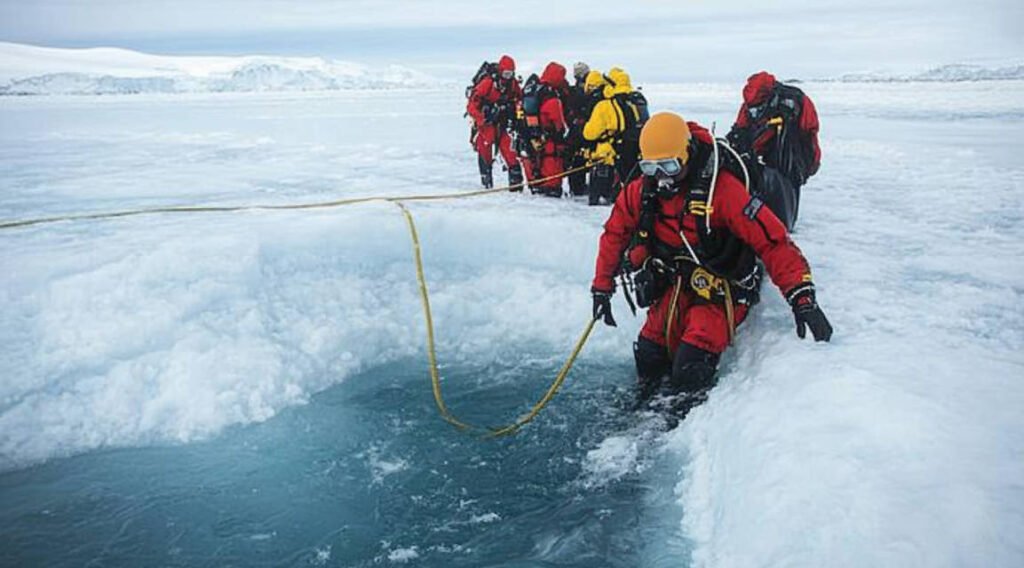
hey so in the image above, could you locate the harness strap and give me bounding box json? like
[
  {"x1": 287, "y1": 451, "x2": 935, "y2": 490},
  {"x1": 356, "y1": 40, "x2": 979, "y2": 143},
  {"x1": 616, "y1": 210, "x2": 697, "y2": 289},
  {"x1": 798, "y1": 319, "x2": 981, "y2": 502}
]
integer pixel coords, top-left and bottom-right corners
[
  {"x1": 664, "y1": 274, "x2": 685, "y2": 355},
  {"x1": 629, "y1": 138, "x2": 758, "y2": 340},
  {"x1": 662, "y1": 265, "x2": 736, "y2": 355},
  {"x1": 610, "y1": 95, "x2": 642, "y2": 151},
  {"x1": 724, "y1": 279, "x2": 736, "y2": 344},
  {"x1": 597, "y1": 97, "x2": 627, "y2": 144}
]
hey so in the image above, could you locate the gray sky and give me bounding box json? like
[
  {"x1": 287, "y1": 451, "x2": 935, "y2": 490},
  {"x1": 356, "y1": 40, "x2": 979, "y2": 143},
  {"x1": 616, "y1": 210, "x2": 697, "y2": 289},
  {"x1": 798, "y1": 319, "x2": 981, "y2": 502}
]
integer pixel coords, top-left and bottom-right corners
[{"x1": 1, "y1": 0, "x2": 1021, "y2": 81}]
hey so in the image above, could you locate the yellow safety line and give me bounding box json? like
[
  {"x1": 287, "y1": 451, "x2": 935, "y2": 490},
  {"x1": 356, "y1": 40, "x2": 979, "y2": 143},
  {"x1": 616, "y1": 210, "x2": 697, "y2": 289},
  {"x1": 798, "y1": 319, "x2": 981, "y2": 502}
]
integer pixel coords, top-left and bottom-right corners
[
  {"x1": 2, "y1": 161, "x2": 599, "y2": 437},
  {"x1": 395, "y1": 199, "x2": 599, "y2": 438},
  {"x1": 486, "y1": 317, "x2": 598, "y2": 438},
  {"x1": 0, "y1": 163, "x2": 595, "y2": 231},
  {"x1": 664, "y1": 272, "x2": 736, "y2": 350},
  {"x1": 664, "y1": 275, "x2": 684, "y2": 355},
  {"x1": 724, "y1": 280, "x2": 736, "y2": 345},
  {"x1": 394, "y1": 202, "x2": 473, "y2": 431}
]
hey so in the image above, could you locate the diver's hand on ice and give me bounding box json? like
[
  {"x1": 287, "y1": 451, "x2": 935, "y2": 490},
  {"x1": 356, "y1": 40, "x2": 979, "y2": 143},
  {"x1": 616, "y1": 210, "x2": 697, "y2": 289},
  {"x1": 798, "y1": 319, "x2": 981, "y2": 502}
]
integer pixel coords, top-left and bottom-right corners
[
  {"x1": 787, "y1": 284, "x2": 832, "y2": 342},
  {"x1": 591, "y1": 288, "x2": 617, "y2": 327}
]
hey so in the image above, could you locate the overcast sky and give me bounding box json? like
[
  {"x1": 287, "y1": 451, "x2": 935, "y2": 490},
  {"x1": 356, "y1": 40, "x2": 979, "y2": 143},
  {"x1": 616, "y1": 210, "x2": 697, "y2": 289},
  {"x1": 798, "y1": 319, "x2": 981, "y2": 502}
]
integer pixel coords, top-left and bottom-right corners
[{"x1": 1, "y1": 0, "x2": 1021, "y2": 81}]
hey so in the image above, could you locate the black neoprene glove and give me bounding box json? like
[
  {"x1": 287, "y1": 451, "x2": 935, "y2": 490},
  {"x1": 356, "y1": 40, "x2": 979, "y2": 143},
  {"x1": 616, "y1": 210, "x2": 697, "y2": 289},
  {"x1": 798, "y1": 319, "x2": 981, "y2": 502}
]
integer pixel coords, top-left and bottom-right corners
[
  {"x1": 592, "y1": 288, "x2": 617, "y2": 327},
  {"x1": 787, "y1": 284, "x2": 833, "y2": 342}
]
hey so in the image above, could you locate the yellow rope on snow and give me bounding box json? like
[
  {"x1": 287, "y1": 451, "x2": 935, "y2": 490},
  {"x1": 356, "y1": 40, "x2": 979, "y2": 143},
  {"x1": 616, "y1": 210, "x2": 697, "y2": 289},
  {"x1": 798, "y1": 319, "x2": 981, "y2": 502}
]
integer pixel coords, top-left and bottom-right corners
[
  {"x1": 0, "y1": 163, "x2": 595, "y2": 230},
  {"x1": 2, "y1": 161, "x2": 600, "y2": 437}
]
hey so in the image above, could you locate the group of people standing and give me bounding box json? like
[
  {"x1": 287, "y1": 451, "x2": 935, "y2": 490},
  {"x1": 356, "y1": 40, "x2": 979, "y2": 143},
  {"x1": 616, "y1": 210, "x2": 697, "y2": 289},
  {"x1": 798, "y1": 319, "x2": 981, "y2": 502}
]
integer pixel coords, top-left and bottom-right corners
[
  {"x1": 465, "y1": 56, "x2": 648, "y2": 205},
  {"x1": 466, "y1": 55, "x2": 832, "y2": 416}
]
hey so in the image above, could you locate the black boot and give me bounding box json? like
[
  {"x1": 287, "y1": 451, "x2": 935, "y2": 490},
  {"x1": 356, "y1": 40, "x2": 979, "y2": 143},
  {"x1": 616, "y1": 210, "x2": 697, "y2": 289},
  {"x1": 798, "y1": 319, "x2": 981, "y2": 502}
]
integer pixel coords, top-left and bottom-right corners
[
  {"x1": 668, "y1": 342, "x2": 720, "y2": 394},
  {"x1": 634, "y1": 337, "x2": 670, "y2": 405},
  {"x1": 589, "y1": 164, "x2": 614, "y2": 206},
  {"x1": 568, "y1": 154, "x2": 588, "y2": 196},
  {"x1": 478, "y1": 155, "x2": 493, "y2": 189},
  {"x1": 654, "y1": 342, "x2": 720, "y2": 421},
  {"x1": 508, "y1": 163, "x2": 524, "y2": 192}
]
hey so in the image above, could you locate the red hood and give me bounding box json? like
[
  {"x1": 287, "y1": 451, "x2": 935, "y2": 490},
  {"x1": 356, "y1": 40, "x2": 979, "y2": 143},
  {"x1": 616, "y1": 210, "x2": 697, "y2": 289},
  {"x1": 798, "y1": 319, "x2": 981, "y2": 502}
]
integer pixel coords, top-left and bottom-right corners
[
  {"x1": 498, "y1": 55, "x2": 516, "y2": 73},
  {"x1": 742, "y1": 71, "x2": 777, "y2": 105},
  {"x1": 540, "y1": 61, "x2": 567, "y2": 89}
]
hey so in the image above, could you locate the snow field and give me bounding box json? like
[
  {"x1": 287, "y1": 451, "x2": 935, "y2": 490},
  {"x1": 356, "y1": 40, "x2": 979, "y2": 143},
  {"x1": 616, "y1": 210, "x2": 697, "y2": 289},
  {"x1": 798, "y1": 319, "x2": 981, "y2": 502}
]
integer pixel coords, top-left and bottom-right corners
[
  {"x1": 1, "y1": 78, "x2": 1022, "y2": 566},
  {"x1": 0, "y1": 196, "x2": 641, "y2": 470},
  {"x1": 659, "y1": 97, "x2": 1024, "y2": 565}
]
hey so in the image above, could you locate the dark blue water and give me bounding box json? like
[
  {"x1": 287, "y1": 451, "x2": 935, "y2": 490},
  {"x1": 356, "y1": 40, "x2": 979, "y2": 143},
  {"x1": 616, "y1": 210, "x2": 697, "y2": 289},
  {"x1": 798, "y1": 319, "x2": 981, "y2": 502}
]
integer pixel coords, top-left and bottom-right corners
[{"x1": 0, "y1": 357, "x2": 692, "y2": 567}]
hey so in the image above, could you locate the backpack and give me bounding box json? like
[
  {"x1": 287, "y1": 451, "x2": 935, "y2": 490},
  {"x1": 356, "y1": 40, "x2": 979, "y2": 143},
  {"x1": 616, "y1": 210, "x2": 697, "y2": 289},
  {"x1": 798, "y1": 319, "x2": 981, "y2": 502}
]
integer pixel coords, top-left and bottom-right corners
[
  {"x1": 521, "y1": 75, "x2": 563, "y2": 135},
  {"x1": 521, "y1": 73, "x2": 544, "y2": 122},
  {"x1": 730, "y1": 83, "x2": 815, "y2": 186},
  {"x1": 465, "y1": 61, "x2": 498, "y2": 99},
  {"x1": 628, "y1": 91, "x2": 650, "y2": 122},
  {"x1": 612, "y1": 90, "x2": 649, "y2": 181},
  {"x1": 771, "y1": 84, "x2": 816, "y2": 186},
  {"x1": 687, "y1": 137, "x2": 800, "y2": 290},
  {"x1": 613, "y1": 91, "x2": 648, "y2": 142},
  {"x1": 716, "y1": 137, "x2": 796, "y2": 231}
]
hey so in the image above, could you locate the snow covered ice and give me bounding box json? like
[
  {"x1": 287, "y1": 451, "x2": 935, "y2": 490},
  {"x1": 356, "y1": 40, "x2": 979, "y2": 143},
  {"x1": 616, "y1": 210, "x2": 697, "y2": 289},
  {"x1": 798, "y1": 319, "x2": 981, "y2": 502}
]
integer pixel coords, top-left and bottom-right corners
[
  {"x1": 2, "y1": 22, "x2": 1024, "y2": 568},
  {"x1": 0, "y1": 42, "x2": 435, "y2": 95}
]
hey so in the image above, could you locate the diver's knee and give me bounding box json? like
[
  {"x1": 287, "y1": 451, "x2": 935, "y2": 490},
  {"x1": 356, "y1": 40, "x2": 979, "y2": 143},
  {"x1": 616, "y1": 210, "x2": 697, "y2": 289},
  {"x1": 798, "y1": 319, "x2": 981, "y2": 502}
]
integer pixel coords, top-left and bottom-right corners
[
  {"x1": 634, "y1": 337, "x2": 670, "y2": 384},
  {"x1": 669, "y1": 343, "x2": 720, "y2": 393}
]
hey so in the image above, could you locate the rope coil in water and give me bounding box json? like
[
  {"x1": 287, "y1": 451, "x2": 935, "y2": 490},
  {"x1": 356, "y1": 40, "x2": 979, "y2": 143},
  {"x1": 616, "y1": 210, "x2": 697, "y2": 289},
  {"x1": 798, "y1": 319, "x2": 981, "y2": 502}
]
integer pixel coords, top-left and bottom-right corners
[
  {"x1": 401, "y1": 200, "x2": 598, "y2": 437},
  {"x1": 392, "y1": 165, "x2": 599, "y2": 438}
]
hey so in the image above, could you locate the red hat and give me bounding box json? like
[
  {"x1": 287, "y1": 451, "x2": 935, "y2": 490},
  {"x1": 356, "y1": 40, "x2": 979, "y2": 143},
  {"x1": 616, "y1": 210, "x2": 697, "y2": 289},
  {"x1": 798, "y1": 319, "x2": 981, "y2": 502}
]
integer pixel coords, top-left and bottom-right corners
[
  {"x1": 742, "y1": 71, "x2": 777, "y2": 105},
  {"x1": 540, "y1": 61, "x2": 566, "y2": 88},
  {"x1": 498, "y1": 55, "x2": 516, "y2": 73}
]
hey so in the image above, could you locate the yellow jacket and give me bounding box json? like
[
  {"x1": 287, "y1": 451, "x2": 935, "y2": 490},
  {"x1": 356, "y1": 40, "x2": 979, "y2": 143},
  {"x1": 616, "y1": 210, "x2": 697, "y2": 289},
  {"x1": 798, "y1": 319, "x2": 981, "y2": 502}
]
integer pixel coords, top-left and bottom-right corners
[{"x1": 583, "y1": 67, "x2": 636, "y2": 165}]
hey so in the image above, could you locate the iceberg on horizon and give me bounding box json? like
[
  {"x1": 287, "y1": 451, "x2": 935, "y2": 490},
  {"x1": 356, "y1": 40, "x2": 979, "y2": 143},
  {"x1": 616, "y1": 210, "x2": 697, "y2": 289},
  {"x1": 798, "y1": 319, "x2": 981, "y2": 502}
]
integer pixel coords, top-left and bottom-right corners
[
  {"x1": 0, "y1": 42, "x2": 436, "y2": 95},
  {"x1": 834, "y1": 63, "x2": 1024, "y2": 83}
]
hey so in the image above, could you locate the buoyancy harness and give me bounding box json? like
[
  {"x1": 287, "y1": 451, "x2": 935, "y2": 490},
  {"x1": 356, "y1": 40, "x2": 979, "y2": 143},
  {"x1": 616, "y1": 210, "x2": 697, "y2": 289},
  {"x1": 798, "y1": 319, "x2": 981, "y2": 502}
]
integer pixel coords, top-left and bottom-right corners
[{"x1": 620, "y1": 137, "x2": 765, "y2": 318}]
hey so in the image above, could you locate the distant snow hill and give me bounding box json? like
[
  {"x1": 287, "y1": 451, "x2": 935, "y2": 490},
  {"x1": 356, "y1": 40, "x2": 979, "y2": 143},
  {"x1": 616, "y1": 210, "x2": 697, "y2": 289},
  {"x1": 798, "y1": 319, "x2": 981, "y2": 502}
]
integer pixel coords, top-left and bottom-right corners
[
  {"x1": 0, "y1": 42, "x2": 435, "y2": 95},
  {"x1": 835, "y1": 63, "x2": 1024, "y2": 83}
]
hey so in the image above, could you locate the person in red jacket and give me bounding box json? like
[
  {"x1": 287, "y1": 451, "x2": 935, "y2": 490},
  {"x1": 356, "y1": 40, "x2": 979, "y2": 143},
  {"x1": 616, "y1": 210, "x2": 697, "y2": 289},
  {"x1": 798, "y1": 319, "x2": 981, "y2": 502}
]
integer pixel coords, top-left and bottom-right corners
[
  {"x1": 728, "y1": 71, "x2": 821, "y2": 228},
  {"x1": 467, "y1": 55, "x2": 524, "y2": 189},
  {"x1": 591, "y1": 112, "x2": 832, "y2": 408},
  {"x1": 528, "y1": 61, "x2": 570, "y2": 197}
]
